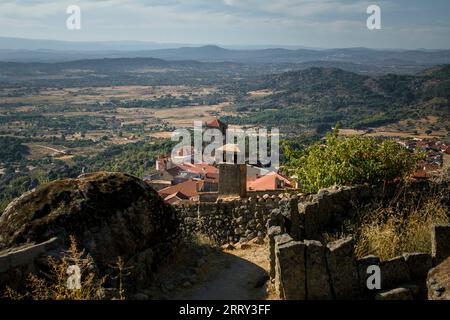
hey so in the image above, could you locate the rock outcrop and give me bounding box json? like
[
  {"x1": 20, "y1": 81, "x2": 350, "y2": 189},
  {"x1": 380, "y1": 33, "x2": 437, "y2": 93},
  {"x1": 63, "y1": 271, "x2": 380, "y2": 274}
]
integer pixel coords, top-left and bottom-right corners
[
  {"x1": 0, "y1": 172, "x2": 180, "y2": 289},
  {"x1": 428, "y1": 257, "x2": 450, "y2": 300}
]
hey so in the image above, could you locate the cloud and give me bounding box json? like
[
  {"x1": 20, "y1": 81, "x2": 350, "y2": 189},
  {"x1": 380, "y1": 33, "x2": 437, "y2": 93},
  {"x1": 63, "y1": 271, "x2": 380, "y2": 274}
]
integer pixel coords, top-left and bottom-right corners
[
  {"x1": 0, "y1": 1, "x2": 64, "y2": 18},
  {"x1": 222, "y1": 0, "x2": 384, "y2": 18},
  {"x1": 0, "y1": 0, "x2": 448, "y2": 48}
]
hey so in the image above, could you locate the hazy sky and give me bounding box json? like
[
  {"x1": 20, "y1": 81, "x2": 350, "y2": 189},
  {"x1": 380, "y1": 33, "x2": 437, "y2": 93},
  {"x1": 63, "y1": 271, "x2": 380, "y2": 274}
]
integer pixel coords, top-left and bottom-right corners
[{"x1": 1, "y1": 0, "x2": 449, "y2": 49}]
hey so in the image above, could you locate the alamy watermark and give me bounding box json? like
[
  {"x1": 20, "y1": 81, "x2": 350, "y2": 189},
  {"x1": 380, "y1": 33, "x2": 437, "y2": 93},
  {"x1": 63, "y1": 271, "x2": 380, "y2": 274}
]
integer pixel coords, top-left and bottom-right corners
[
  {"x1": 65, "y1": 4, "x2": 380, "y2": 32},
  {"x1": 366, "y1": 265, "x2": 381, "y2": 290},
  {"x1": 367, "y1": 5, "x2": 381, "y2": 30},
  {"x1": 66, "y1": 265, "x2": 81, "y2": 290},
  {"x1": 66, "y1": 5, "x2": 81, "y2": 30},
  {"x1": 171, "y1": 122, "x2": 280, "y2": 170}
]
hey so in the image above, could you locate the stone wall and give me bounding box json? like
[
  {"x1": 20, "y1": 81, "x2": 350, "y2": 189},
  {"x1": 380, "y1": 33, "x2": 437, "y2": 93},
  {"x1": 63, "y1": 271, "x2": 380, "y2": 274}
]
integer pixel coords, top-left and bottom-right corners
[
  {"x1": 0, "y1": 238, "x2": 60, "y2": 291},
  {"x1": 294, "y1": 182, "x2": 444, "y2": 241},
  {"x1": 178, "y1": 184, "x2": 377, "y2": 245},
  {"x1": 175, "y1": 184, "x2": 383, "y2": 298},
  {"x1": 269, "y1": 206, "x2": 450, "y2": 300},
  {"x1": 174, "y1": 181, "x2": 450, "y2": 300},
  {"x1": 198, "y1": 189, "x2": 301, "y2": 203},
  {"x1": 298, "y1": 185, "x2": 375, "y2": 240},
  {"x1": 175, "y1": 193, "x2": 301, "y2": 245}
]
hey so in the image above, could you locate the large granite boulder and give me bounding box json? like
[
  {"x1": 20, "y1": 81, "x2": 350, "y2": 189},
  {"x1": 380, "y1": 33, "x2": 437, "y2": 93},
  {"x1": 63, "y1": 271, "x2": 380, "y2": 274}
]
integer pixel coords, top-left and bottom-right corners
[
  {"x1": 428, "y1": 257, "x2": 450, "y2": 300},
  {"x1": 0, "y1": 172, "x2": 180, "y2": 289}
]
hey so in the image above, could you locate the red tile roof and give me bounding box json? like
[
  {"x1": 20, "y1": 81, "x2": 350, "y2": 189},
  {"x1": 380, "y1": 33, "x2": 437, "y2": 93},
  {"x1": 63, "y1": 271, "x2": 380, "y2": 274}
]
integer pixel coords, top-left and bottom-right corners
[
  {"x1": 206, "y1": 118, "x2": 227, "y2": 129},
  {"x1": 163, "y1": 162, "x2": 218, "y2": 179},
  {"x1": 247, "y1": 172, "x2": 292, "y2": 191},
  {"x1": 176, "y1": 162, "x2": 219, "y2": 175},
  {"x1": 158, "y1": 179, "x2": 203, "y2": 199},
  {"x1": 164, "y1": 192, "x2": 189, "y2": 205}
]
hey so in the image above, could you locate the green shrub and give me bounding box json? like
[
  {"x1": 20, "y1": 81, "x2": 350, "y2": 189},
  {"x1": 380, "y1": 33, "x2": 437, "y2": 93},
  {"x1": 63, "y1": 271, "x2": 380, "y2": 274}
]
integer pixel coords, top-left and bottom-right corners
[{"x1": 284, "y1": 129, "x2": 419, "y2": 193}]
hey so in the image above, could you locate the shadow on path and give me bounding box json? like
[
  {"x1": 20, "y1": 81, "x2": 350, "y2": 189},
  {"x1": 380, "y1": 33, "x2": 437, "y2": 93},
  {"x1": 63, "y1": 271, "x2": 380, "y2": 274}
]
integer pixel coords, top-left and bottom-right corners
[{"x1": 187, "y1": 251, "x2": 269, "y2": 300}]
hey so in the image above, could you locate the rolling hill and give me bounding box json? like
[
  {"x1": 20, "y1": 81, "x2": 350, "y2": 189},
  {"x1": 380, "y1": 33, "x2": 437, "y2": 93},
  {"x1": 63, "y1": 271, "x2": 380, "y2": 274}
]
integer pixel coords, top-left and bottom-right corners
[{"x1": 224, "y1": 65, "x2": 450, "y2": 132}]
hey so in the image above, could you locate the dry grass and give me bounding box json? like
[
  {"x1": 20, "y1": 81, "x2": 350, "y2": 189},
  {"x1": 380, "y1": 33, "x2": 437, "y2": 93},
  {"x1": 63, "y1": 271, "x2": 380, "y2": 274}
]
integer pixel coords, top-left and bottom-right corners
[
  {"x1": 3, "y1": 236, "x2": 106, "y2": 300},
  {"x1": 355, "y1": 196, "x2": 449, "y2": 260},
  {"x1": 110, "y1": 256, "x2": 132, "y2": 300},
  {"x1": 1, "y1": 85, "x2": 219, "y2": 105},
  {"x1": 325, "y1": 182, "x2": 450, "y2": 261},
  {"x1": 152, "y1": 103, "x2": 229, "y2": 127}
]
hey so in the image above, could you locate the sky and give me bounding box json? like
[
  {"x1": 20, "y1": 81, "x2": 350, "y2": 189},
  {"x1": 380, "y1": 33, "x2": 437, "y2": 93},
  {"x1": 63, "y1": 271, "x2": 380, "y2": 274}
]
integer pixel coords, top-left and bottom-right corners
[{"x1": 0, "y1": 0, "x2": 449, "y2": 49}]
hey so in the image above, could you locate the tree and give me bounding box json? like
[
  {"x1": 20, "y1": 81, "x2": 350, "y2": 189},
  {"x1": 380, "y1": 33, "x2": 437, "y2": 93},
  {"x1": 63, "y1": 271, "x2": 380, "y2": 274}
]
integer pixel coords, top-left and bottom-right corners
[{"x1": 284, "y1": 130, "x2": 419, "y2": 193}]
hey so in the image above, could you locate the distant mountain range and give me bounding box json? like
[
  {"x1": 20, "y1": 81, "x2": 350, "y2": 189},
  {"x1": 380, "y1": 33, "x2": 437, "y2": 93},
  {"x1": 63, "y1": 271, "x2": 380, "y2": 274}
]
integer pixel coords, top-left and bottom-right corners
[
  {"x1": 1, "y1": 37, "x2": 450, "y2": 72},
  {"x1": 0, "y1": 37, "x2": 190, "y2": 51}
]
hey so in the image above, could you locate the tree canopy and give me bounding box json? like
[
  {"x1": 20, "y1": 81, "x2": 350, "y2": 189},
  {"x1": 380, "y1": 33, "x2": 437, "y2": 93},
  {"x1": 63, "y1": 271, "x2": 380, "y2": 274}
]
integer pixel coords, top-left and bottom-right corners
[{"x1": 283, "y1": 129, "x2": 418, "y2": 193}]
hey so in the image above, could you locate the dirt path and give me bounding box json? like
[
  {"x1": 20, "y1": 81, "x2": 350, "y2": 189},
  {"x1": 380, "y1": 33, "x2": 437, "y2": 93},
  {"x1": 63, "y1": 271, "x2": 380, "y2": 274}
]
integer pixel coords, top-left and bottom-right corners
[
  {"x1": 35, "y1": 145, "x2": 65, "y2": 153},
  {"x1": 187, "y1": 245, "x2": 269, "y2": 300},
  {"x1": 146, "y1": 242, "x2": 272, "y2": 300}
]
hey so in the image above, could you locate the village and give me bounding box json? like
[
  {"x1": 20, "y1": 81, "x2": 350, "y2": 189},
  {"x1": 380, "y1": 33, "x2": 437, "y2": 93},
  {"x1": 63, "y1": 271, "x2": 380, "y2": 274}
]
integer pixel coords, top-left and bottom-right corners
[
  {"x1": 144, "y1": 119, "x2": 450, "y2": 205},
  {"x1": 144, "y1": 118, "x2": 293, "y2": 204},
  {"x1": 399, "y1": 138, "x2": 450, "y2": 179}
]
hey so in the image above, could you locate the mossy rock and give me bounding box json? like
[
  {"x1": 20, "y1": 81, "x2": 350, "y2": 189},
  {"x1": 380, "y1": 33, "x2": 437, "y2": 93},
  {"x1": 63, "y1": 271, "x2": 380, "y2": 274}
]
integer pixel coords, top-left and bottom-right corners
[{"x1": 0, "y1": 172, "x2": 180, "y2": 287}]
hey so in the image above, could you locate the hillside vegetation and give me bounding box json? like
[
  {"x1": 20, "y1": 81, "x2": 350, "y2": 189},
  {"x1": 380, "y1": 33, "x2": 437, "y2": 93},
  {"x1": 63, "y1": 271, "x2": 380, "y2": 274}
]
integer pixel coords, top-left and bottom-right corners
[
  {"x1": 225, "y1": 65, "x2": 450, "y2": 134},
  {"x1": 0, "y1": 139, "x2": 172, "y2": 213}
]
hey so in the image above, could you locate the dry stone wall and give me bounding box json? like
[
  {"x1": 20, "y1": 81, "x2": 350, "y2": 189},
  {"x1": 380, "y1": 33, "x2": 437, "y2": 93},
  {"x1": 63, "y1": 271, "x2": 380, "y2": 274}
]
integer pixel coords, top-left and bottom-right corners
[
  {"x1": 269, "y1": 203, "x2": 450, "y2": 300},
  {"x1": 174, "y1": 183, "x2": 450, "y2": 300},
  {"x1": 176, "y1": 184, "x2": 377, "y2": 245},
  {"x1": 0, "y1": 238, "x2": 60, "y2": 291},
  {"x1": 175, "y1": 194, "x2": 298, "y2": 245},
  {"x1": 298, "y1": 185, "x2": 375, "y2": 240}
]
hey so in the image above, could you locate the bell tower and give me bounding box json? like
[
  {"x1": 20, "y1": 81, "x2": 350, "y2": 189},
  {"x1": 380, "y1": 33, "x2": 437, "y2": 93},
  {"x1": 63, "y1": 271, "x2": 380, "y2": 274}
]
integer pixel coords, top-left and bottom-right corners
[{"x1": 217, "y1": 144, "x2": 247, "y2": 198}]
